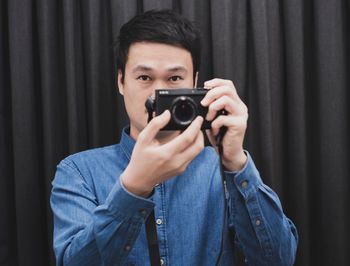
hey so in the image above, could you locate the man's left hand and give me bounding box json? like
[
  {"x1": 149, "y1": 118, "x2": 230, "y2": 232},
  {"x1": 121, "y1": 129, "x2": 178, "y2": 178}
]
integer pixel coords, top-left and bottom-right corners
[{"x1": 201, "y1": 78, "x2": 248, "y2": 172}]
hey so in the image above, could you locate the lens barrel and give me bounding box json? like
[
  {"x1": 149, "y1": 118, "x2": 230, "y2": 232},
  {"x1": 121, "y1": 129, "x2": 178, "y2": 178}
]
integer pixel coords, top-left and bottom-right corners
[{"x1": 171, "y1": 96, "x2": 197, "y2": 126}]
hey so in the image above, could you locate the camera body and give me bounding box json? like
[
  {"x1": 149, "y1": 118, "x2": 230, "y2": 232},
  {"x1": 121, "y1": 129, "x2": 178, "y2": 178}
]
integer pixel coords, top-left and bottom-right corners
[{"x1": 153, "y1": 88, "x2": 211, "y2": 130}]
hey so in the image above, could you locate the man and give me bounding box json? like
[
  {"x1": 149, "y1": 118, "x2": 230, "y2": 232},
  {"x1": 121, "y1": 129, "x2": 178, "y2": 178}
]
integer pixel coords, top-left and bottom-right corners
[{"x1": 51, "y1": 9, "x2": 298, "y2": 266}]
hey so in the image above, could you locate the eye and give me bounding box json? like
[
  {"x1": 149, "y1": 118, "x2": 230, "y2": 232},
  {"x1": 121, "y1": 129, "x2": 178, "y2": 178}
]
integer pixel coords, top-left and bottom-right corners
[
  {"x1": 137, "y1": 75, "x2": 151, "y2": 81},
  {"x1": 169, "y1": 76, "x2": 183, "y2": 82}
]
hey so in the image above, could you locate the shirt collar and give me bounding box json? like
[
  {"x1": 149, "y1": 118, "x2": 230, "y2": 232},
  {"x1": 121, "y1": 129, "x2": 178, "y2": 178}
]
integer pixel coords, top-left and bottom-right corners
[{"x1": 120, "y1": 126, "x2": 136, "y2": 160}]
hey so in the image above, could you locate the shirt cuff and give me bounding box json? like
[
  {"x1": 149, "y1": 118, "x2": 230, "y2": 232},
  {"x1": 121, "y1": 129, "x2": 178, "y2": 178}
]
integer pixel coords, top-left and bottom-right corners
[
  {"x1": 103, "y1": 178, "x2": 155, "y2": 220},
  {"x1": 223, "y1": 150, "x2": 249, "y2": 176},
  {"x1": 225, "y1": 151, "x2": 263, "y2": 199}
]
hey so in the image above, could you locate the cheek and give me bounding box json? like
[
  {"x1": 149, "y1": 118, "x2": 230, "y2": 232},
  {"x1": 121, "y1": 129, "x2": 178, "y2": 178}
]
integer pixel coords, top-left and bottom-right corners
[
  {"x1": 124, "y1": 91, "x2": 148, "y2": 113},
  {"x1": 121, "y1": 81, "x2": 153, "y2": 113}
]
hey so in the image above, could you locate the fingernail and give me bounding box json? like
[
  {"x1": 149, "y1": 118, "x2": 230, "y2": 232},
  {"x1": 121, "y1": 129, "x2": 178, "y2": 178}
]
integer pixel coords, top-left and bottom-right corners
[{"x1": 197, "y1": 116, "x2": 204, "y2": 123}]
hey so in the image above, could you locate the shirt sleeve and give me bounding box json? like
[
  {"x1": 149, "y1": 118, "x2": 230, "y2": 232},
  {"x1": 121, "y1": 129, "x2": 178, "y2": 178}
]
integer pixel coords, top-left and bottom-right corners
[
  {"x1": 50, "y1": 159, "x2": 154, "y2": 266},
  {"x1": 225, "y1": 152, "x2": 298, "y2": 266}
]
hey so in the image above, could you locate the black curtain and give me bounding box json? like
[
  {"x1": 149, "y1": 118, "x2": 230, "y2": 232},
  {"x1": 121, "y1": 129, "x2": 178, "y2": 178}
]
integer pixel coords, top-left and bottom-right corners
[{"x1": 1, "y1": 0, "x2": 349, "y2": 265}]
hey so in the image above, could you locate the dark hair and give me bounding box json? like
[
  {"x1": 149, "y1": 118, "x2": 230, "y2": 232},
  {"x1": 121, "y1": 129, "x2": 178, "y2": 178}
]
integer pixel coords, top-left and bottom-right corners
[{"x1": 116, "y1": 9, "x2": 201, "y2": 82}]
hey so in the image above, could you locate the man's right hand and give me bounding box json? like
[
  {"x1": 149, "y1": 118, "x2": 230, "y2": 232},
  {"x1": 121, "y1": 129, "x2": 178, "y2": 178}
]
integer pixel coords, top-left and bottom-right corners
[{"x1": 121, "y1": 110, "x2": 204, "y2": 197}]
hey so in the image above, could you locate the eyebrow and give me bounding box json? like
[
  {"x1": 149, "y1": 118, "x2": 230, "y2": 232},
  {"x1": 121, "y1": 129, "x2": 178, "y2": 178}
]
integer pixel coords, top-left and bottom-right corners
[
  {"x1": 166, "y1": 66, "x2": 188, "y2": 73},
  {"x1": 131, "y1": 65, "x2": 153, "y2": 73},
  {"x1": 131, "y1": 65, "x2": 188, "y2": 74}
]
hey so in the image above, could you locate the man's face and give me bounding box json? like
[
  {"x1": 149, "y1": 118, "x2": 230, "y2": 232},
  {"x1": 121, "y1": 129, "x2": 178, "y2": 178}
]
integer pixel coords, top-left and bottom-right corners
[{"x1": 118, "y1": 42, "x2": 197, "y2": 140}]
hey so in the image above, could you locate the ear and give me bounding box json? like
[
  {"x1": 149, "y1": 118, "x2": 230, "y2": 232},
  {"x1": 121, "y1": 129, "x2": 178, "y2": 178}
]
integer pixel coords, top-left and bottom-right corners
[
  {"x1": 117, "y1": 70, "x2": 124, "y2": 95},
  {"x1": 194, "y1": 72, "x2": 199, "y2": 88}
]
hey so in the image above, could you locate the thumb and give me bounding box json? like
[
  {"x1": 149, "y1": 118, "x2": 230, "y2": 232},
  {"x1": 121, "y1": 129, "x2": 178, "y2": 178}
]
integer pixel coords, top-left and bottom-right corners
[{"x1": 140, "y1": 110, "x2": 171, "y2": 141}]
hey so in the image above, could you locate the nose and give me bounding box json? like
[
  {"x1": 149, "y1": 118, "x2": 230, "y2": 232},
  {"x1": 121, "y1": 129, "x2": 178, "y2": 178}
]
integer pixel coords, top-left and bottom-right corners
[
  {"x1": 148, "y1": 80, "x2": 167, "y2": 101},
  {"x1": 153, "y1": 80, "x2": 168, "y2": 91}
]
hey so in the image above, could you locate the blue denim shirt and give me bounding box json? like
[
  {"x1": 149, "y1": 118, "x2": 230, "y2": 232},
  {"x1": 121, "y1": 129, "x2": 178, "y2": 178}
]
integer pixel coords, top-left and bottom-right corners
[{"x1": 51, "y1": 128, "x2": 298, "y2": 266}]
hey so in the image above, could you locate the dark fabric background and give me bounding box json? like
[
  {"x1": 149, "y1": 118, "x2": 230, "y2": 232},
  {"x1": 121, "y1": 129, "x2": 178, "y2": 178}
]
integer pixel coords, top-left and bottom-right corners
[{"x1": 1, "y1": 0, "x2": 349, "y2": 265}]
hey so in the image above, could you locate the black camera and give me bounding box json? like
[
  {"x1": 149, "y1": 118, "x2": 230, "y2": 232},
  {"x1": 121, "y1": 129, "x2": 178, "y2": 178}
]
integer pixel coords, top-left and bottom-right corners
[{"x1": 146, "y1": 88, "x2": 212, "y2": 130}]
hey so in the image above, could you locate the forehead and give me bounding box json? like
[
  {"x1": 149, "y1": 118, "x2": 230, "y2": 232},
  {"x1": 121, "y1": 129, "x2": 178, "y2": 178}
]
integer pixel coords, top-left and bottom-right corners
[{"x1": 125, "y1": 42, "x2": 193, "y2": 73}]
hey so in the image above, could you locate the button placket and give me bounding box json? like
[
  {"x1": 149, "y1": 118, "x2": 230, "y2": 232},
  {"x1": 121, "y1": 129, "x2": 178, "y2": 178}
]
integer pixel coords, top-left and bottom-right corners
[{"x1": 156, "y1": 183, "x2": 169, "y2": 263}]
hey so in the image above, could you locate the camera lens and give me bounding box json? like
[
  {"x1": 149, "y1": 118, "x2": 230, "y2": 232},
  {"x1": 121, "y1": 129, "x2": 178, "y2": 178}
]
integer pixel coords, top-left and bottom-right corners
[{"x1": 171, "y1": 96, "x2": 197, "y2": 126}]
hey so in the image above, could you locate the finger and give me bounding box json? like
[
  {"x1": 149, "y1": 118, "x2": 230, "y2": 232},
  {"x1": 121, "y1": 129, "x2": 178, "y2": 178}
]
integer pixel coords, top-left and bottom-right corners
[
  {"x1": 204, "y1": 78, "x2": 234, "y2": 88},
  {"x1": 201, "y1": 85, "x2": 238, "y2": 107},
  {"x1": 139, "y1": 110, "x2": 171, "y2": 142},
  {"x1": 163, "y1": 116, "x2": 204, "y2": 153},
  {"x1": 205, "y1": 95, "x2": 237, "y2": 121},
  {"x1": 211, "y1": 115, "x2": 248, "y2": 136},
  {"x1": 173, "y1": 130, "x2": 205, "y2": 169}
]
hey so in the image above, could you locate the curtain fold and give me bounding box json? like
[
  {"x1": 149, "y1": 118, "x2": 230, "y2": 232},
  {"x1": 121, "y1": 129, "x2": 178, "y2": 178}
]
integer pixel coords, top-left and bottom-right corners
[{"x1": 0, "y1": 0, "x2": 349, "y2": 265}]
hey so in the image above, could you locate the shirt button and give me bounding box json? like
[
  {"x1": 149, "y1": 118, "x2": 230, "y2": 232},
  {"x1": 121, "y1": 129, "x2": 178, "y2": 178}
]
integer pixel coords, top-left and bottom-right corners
[
  {"x1": 160, "y1": 258, "x2": 165, "y2": 265},
  {"x1": 156, "y1": 218, "x2": 162, "y2": 225},
  {"x1": 124, "y1": 245, "x2": 131, "y2": 251},
  {"x1": 255, "y1": 219, "x2": 261, "y2": 226},
  {"x1": 241, "y1": 181, "x2": 248, "y2": 188}
]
